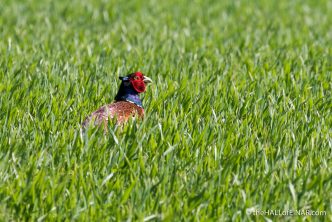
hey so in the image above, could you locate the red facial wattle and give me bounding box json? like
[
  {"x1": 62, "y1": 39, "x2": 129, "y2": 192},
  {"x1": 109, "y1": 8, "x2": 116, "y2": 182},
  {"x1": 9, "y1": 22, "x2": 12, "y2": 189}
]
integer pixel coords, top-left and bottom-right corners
[
  {"x1": 131, "y1": 80, "x2": 146, "y2": 93},
  {"x1": 130, "y1": 72, "x2": 146, "y2": 93}
]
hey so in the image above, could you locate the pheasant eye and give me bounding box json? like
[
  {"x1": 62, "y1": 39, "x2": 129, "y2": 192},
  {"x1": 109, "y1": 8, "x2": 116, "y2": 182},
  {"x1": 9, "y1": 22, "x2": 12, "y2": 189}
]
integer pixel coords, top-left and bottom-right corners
[{"x1": 133, "y1": 76, "x2": 140, "y2": 80}]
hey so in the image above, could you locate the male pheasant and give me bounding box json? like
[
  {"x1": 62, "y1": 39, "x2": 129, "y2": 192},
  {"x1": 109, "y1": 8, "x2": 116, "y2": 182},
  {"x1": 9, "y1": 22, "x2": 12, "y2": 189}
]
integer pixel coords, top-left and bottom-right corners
[{"x1": 82, "y1": 72, "x2": 152, "y2": 128}]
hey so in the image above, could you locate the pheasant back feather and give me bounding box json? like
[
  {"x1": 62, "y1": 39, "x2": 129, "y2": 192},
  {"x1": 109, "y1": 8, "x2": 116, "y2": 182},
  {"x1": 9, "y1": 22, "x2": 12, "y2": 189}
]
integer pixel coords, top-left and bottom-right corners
[{"x1": 82, "y1": 101, "x2": 144, "y2": 127}]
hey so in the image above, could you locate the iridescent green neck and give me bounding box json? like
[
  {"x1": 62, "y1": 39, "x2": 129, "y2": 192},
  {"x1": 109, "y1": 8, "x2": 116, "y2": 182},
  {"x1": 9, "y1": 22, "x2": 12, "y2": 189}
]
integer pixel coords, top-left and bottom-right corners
[{"x1": 114, "y1": 83, "x2": 143, "y2": 107}]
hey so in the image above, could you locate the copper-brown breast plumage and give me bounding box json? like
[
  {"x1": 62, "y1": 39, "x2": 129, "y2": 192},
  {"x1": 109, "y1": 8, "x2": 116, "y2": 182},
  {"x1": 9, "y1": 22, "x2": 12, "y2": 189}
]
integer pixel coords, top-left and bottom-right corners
[{"x1": 82, "y1": 101, "x2": 144, "y2": 128}]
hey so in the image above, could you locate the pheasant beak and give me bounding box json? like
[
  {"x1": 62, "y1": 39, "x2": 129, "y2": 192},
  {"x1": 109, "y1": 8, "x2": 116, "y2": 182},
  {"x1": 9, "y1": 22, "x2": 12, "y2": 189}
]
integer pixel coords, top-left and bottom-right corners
[{"x1": 143, "y1": 76, "x2": 153, "y2": 84}]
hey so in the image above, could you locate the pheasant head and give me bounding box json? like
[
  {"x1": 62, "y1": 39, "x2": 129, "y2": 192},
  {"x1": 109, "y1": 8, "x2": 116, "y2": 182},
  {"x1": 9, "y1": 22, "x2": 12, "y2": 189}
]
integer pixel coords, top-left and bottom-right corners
[{"x1": 114, "y1": 72, "x2": 152, "y2": 107}]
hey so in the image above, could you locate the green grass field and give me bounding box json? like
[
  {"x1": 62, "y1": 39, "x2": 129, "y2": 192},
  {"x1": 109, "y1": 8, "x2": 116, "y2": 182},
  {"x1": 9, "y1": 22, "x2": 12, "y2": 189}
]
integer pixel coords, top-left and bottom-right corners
[{"x1": 0, "y1": 0, "x2": 331, "y2": 221}]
